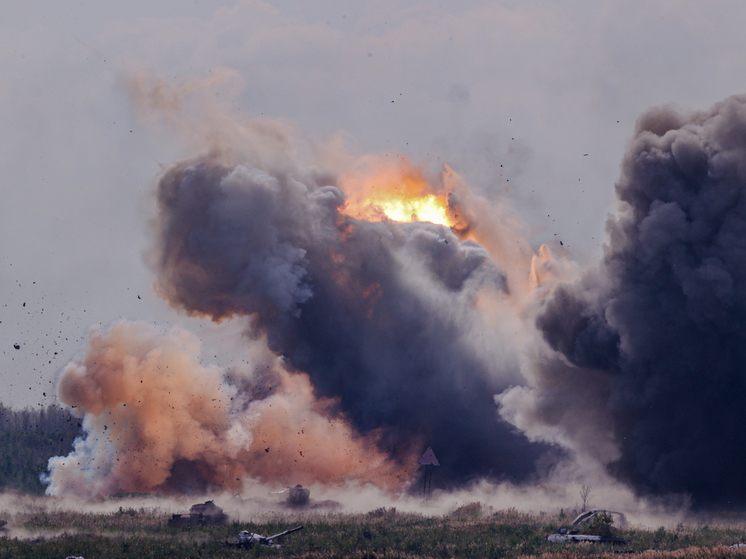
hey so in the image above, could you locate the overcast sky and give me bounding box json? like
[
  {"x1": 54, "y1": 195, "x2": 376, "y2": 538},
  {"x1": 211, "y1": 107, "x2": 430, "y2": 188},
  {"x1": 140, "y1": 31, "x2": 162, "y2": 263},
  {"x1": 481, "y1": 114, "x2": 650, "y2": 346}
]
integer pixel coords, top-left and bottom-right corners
[{"x1": 2, "y1": 0, "x2": 746, "y2": 409}]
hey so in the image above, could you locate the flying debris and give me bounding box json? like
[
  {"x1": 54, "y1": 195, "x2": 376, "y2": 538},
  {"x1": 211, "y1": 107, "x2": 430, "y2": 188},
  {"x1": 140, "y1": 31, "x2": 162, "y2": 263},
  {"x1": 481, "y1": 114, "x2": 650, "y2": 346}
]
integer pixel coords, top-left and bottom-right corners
[{"x1": 226, "y1": 526, "x2": 304, "y2": 548}]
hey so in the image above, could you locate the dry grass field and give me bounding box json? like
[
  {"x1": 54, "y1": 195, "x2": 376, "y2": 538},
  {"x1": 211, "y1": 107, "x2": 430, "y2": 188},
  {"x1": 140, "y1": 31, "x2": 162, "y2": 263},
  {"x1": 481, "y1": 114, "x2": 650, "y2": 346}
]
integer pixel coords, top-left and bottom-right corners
[{"x1": 1, "y1": 499, "x2": 746, "y2": 558}]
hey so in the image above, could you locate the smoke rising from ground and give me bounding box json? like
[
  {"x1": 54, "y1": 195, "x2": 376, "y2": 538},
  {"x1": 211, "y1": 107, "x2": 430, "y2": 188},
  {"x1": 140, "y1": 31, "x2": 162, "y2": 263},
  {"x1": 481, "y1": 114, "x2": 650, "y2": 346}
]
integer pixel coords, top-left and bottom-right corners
[
  {"x1": 43, "y1": 73, "x2": 568, "y2": 498},
  {"x1": 501, "y1": 95, "x2": 746, "y2": 507},
  {"x1": 45, "y1": 321, "x2": 405, "y2": 497},
  {"x1": 48, "y1": 73, "x2": 746, "y2": 510},
  {"x1": 150, "y1": 149, "x2": 553, "y2": 486}
]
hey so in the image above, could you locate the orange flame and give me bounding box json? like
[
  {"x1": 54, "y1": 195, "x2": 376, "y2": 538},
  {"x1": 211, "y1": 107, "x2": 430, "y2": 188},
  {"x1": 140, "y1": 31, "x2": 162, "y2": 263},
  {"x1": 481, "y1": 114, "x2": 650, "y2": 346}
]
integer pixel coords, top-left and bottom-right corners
[
  {"x1": 340, "y1": 159, "x2": 454, "y2": 227},
  {"x1": 370, "y1": 194, "x2": 450, "y2": 226}
]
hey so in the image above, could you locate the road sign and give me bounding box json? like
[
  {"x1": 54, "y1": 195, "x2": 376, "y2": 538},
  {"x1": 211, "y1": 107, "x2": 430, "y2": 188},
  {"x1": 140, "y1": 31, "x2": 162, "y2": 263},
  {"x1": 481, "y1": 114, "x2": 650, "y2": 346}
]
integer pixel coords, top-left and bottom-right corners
[{"x1": 419, "y1": 447, "x2": 439, "y2": 466}]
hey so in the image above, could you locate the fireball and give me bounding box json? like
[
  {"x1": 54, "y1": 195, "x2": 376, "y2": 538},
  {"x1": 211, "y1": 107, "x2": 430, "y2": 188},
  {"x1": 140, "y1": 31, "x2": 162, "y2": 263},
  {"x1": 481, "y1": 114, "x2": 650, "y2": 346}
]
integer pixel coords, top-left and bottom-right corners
[
  {"x1": 362, "y1": 193, "x2": 450, "y2": 226},
  {"x1": 341, "y1": 160, "x2": 453, "y2": 227}
]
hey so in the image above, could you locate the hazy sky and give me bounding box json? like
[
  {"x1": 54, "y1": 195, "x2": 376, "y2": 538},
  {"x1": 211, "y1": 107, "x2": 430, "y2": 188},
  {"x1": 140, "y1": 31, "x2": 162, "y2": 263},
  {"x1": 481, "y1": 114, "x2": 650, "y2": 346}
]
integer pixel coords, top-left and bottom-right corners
[{"x1": 3, "y1": 0, "x2": 746, "y2": 409}]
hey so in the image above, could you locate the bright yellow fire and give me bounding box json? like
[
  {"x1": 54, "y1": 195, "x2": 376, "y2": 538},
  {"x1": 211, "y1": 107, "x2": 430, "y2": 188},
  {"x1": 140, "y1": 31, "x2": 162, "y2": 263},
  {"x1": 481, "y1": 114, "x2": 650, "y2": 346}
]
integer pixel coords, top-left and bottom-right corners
[
  {"x1": 341, "y1": 160, "x2": 454, "y2": 227},
  {"x1": 365, "y1": 194, "x2": 451, "y2": 226}
]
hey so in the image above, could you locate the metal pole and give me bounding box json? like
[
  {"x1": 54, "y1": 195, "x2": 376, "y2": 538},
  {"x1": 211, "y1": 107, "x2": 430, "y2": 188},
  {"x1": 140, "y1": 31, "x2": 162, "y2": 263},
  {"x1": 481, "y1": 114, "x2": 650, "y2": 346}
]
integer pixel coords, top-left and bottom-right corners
[{"x1": 423, "y1": 465, "x2": 433, "y2": 497}]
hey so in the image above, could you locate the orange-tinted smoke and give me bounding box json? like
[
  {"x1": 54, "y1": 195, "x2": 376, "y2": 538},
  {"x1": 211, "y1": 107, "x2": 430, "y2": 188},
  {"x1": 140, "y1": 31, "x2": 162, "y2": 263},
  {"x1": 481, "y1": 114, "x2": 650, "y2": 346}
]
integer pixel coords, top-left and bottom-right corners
[
  {"x1": 238, "y1": 371, "x2": 414, "y2": 488},
  {"x1": 44, "y1": 321, "x2": 411, "y2": 498}
]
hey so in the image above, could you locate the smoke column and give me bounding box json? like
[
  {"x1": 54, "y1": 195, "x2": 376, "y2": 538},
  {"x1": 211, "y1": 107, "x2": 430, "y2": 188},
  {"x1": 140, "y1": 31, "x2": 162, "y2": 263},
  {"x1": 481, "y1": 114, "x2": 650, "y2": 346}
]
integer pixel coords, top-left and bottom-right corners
[
  {"x1": 43, "y1": 72, "x2": 563, "y2": 496},
  {"x1": 501, "y1": 95, "x2": 746, "y2": 507},
  {"x1": 47, "y1": 74, "x2": 746, "y2": 506},
  {"x1": 150, "y1": 151, "x2": 552, "y2": 487}
]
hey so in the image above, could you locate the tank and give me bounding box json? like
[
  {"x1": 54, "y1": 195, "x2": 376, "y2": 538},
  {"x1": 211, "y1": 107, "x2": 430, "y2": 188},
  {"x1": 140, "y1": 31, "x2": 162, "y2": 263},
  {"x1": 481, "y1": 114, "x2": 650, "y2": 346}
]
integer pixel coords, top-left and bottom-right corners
[
  {"x1": 227, "y1": 526, "x2": 304, "y2": 548},
  {"x1": 168, "y1": 500, "x2": 228, "y2": 527}
]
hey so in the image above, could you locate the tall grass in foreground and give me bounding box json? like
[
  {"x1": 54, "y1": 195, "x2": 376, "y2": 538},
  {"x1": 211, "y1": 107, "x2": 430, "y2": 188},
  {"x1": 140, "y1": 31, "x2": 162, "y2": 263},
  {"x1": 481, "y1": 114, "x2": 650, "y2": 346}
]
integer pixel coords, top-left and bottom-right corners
[
  {"x1": 527, "y1": 548, "x2": 746, "y2": 559},
  {"x1": 3, "y1": 502, "x2": 746, "y2": 558}
]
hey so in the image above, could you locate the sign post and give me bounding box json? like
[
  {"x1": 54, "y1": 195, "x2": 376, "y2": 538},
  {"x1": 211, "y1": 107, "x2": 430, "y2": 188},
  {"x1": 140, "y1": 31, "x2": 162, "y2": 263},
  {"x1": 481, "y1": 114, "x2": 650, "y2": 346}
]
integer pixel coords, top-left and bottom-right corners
[{"x1": 418, "y1": 447, "x2": 439, "y2": 497}]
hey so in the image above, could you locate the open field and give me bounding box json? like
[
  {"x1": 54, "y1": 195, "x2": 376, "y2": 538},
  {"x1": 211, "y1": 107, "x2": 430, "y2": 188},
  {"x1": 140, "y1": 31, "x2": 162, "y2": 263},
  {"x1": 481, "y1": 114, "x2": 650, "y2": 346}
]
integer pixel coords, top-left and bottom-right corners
[{"x1": 3, "y1": 501, "x2": 746, "y2": 559}]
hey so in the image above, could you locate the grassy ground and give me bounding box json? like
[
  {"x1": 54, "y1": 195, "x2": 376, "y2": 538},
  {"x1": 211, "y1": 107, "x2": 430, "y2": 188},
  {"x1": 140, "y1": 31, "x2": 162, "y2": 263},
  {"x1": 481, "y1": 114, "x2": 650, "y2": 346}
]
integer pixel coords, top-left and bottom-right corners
[{"x1": 3, "y1": 502, "x2": 746, "y2": 558}]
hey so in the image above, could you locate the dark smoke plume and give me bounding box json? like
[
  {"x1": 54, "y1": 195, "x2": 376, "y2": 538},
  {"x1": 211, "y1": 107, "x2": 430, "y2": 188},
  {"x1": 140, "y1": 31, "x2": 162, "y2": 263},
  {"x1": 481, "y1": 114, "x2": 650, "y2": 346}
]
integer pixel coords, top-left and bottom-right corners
[
  {"x1": 151, "y1": 153, "x2": 551, "y2": 486},
  {"x1": 523, "y1": 95, "x2": 746, "y2": 507}
]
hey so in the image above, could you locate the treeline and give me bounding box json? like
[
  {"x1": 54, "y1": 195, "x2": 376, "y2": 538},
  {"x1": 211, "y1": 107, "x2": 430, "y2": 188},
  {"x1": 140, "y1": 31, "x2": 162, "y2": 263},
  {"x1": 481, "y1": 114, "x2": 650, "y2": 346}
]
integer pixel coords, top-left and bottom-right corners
[{"x1": 0, "y1": 404, "x2": 81, "y2": 494}]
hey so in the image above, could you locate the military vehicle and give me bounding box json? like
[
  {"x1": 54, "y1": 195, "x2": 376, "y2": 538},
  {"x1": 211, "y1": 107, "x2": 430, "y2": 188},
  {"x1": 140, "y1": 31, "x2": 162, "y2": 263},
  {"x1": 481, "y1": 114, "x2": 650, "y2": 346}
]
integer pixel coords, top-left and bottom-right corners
[
  {"x1": 548, "y1": 510, "x2": 628, "y2": 545},
  {"x1": 168, "y1": 500, "x2": 228, "y2": 527},
  {"x1": 284, "y1": 484, "x2": 310, "y2": 507},
  {"x1": 226, "y1": 526, "x2": 304, "y2": 548},
  {"x1": 547, "y1": 528, "x2": 627, "y2": 544},
  {"x1": 273, "y1": 484, "x2": 339, "y2": 509}
]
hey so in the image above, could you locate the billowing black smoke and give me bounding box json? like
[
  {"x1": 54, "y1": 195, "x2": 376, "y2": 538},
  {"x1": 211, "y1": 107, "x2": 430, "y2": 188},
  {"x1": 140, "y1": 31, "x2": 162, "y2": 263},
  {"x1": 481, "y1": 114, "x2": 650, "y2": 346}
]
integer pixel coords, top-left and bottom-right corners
[
  {"x1": 537, "y1": 95, "x2": 746, "y2": 507},
  {"x1": 152, "y1": 155, "x2": 551, "y2": 486}
]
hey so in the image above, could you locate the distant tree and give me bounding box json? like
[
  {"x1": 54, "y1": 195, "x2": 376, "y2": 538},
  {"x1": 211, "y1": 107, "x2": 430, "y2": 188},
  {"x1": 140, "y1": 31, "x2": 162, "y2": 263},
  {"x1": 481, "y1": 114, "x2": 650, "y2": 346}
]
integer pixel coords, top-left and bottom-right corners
[
  {"x1": 0, "y1": 404, "x2": 80, "y2": 494},
  {"x1": 579, "y1": 484, "x2": 592, "y2": 512}
]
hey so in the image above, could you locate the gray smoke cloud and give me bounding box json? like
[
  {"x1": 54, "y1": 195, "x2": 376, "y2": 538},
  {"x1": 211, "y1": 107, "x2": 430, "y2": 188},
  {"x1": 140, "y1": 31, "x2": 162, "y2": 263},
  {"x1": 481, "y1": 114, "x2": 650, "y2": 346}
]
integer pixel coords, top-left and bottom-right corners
[
  {"x1": 150, "y1": 150, "x2": 554, "y2": 487},
  {"x1": 40, "y1": 73, "x2": 571, "y2": 498},
  {"x1": 504, "y1": 95, "x2": 746, "y2": 507},
  {"x1": 53, "y1": 71, "x2": 746, "y2": 507}
]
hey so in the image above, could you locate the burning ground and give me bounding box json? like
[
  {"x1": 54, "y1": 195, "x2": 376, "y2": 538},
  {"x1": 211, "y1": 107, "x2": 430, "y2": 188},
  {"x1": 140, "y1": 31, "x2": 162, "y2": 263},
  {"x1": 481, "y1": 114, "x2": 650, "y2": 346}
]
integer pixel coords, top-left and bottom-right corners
[{"x1": 43, "y1": 78, "x2": 746, "y2": 510}]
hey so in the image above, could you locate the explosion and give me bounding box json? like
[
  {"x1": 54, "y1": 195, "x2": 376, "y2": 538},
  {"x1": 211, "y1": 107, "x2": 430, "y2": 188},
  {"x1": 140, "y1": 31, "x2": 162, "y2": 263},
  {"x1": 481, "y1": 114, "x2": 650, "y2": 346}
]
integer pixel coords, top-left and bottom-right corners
[
  {"x1": 347, "y1": 192, "x2": 451, "y2": 227},
  {"x1": 44, "y1": 102, "x2": 554, "y2": 496},
  {"x1": 52, "y1": 74, "x2": 746, "y2": 510},
  {"x1": 340, "y1": 161, "x2": 454, "y2": 227},
  {"x1": 42, "y1": 73, "x2": 572, "y2": 501}
]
